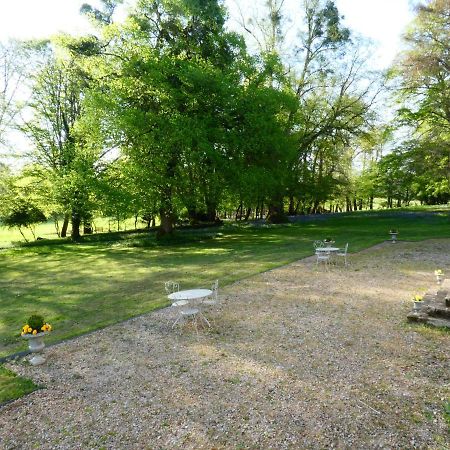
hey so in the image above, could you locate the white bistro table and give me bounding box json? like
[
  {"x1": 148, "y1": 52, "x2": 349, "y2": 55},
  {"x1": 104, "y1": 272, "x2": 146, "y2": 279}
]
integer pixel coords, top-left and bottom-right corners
[
  {"x1": 168, "y1": 289, "x2": 213, "y2": 330},
  {"x1": 315, "y1": 247, "x2": 340, "y2": 253}
]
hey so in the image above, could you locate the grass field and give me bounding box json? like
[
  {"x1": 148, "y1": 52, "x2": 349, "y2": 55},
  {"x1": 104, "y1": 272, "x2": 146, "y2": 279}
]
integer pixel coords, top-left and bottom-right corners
[
  {"x1": 0, "y1": 366, "x2": 39, "y2": 404},
  {"x1": 0, "y1": 217, "x2": 144, "y2": 248},
  {"x1": 1, "y1": 209, "x2": 449, "y2": 359}
]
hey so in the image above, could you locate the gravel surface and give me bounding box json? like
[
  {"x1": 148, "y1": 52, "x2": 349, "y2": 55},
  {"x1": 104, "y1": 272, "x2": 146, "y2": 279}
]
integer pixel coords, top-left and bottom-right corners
[{"x1": 1, "y1": 240, "x2": 449, "y2": 449}]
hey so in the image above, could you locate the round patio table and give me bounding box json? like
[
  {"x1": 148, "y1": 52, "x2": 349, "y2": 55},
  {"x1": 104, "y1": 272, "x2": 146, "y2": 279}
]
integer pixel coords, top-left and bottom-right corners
[
  {"x1": 168, "y1": 289, "x2": 212, "y2": 302},
  {"x1": 315, "y1": 247, "x2": 340, "y2": 253},
  {"x1": 168, "y1": 289, "x2": 213, "y2": 330}
]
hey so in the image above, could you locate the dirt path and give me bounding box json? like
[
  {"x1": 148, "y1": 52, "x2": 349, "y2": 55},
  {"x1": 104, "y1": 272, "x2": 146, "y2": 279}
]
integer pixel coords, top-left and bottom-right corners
[{"x1": 1, "y1": 240, "x2": 449, "y2": 449}]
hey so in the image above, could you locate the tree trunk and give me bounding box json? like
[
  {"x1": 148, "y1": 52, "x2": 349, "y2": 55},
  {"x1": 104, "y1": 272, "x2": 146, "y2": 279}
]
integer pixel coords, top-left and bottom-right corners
[
  {"x1": 61, "y1": 213, "x2": 70, "y2": 238},
  {"x1": 235, "y1": 202, "x2": 243, "y2": 221},
  {"x1": 267, "y1": 195, "x2": 288, "y2": 223},
  {"x1": 71, "y1": 212, "x2": 81, "y2": 240},
  {"x1": 158, "y1": 209, "x2": 174, "y2": 236},
  {"x1": 205, "y1": 201, "x2": 217, "y2": 222},
  {"x1": 244, "y1": 207, "x2": 252, "y2": 221},
  {"x1": 346, "y1": 197, "x2": 352, "y2": 212},
  {"x1": 288, "y1": 195, "x2": 295, "y2": 215},
  {"x1": 18, "y1": 226, "x2": 28, "y2": 242},
  {"x1": 54, "y1": 217, "x2": 60, "y2": 237}
]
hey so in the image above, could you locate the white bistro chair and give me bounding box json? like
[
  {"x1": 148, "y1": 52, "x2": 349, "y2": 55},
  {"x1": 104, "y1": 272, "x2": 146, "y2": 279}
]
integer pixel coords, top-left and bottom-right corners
[
  {"x1": 313, "y1": 240, "x2": 324, "y2": 249},
  {"x1": 315, "y1": 249, "x2": 331, "y2": 268},
  {"x1": 202, "y1": 279, "x2": 219, "y2": 306},
  {"x1": 164, "y1": 280, "x2": 187, "y2": 306},
  {"x1": 336, "y1": 243, "x2": 349, "y2": 266},
  {"x1": 165, "y1": 281, "x2": 189, "y2": 328},
  {"x1": 314, "y1": 240, "x2": 330, "y2": 268}
]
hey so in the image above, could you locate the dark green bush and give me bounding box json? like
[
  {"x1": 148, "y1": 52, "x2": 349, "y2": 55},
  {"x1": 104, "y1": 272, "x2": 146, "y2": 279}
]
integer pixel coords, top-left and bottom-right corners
[{"x1": 27, "y1": 315, "x2": 44, "y2": 332}]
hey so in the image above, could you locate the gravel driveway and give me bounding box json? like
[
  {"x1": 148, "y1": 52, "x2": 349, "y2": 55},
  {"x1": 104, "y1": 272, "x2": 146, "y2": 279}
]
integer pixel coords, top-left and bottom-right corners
[{"x1": 1, "y1": 240, "x2": 449, "y2": 449}]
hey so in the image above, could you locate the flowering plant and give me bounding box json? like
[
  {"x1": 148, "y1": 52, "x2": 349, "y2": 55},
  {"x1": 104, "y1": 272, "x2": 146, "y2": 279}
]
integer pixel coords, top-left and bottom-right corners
[
  {"x1": 389, "y1": 229, "x2": 398, "y2": 234},
  {"x1": 412, "y1": 294, "x2": 423, "y2": 302},
  {"x1": 324, "y1": 237, "x2": 334, "y2": 242},
  {"x1": 21, "y1": 314, "x2": 52, "y2": 336},
  {"x1": 434, "y1": 269, "x2": 443, "y2": 276}
]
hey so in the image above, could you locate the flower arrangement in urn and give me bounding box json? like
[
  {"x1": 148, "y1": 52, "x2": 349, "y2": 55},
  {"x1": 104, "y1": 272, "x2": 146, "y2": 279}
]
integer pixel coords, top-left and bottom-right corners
[
  {"x1": 389, "y1": 229, "x2": 398, "y2": 243},
  {"x1": 323, "y1": 237, "x2": 335, "y2": 247},
  {"x1": 21, "y1": 314, "x2": 52, "y2": 336},
  {"x1": 20, "y1": 315, "x2": 52, "y2": 366},
  {"x1": 412, "y1": 294, "x2": 423, "y2": 311},
  {"x1": 434, "y1": 269, "x2": 444, "y2": 284}
]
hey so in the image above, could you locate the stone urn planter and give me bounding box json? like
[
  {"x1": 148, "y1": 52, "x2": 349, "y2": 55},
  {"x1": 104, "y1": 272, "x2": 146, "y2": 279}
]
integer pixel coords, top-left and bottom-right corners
[
  {"x1": 389, "y1": 231, "x2": 398, "y2": 243},
  {"x1": 22, "y1": 332, "x2": 48, "y2": 365},
  {"x1": 413, "y1": 301, "x2": 423, "y2": 311},
  {"x1": 434, "y1": 271, "x2": 444, "y2": 285}
]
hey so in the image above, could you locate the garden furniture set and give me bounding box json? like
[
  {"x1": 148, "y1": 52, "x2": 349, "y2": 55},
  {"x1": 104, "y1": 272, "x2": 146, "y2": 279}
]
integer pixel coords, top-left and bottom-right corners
[
  {"x1": 164, "y1": 280, "x2": 219, "y2": 332},
  {"x1": 314, "y1": 240, "x2": 349, "y2": 267}
]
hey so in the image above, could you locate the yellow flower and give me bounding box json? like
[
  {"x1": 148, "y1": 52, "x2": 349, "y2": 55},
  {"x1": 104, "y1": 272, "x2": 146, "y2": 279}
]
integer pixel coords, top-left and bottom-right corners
[
  {"x1": 32, "y1": 329, "x2": 37, "y2": 335},
  {"x1": 413, "y1": 294, "x2": 423, "y2": 302},
  {"x1": 21, "y1": 332, "x2": 25, "y2": 336}
]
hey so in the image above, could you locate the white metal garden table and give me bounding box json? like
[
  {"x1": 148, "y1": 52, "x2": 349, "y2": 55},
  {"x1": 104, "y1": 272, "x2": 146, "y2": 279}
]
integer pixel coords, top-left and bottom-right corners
[{"x1": 168, "y1": 288, "x2": 213, "y2": 330}]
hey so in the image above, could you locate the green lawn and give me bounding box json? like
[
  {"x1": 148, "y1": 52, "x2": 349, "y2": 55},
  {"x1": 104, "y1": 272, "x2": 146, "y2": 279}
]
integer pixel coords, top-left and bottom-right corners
[
  {"x1": 0, "y1": 217, "x2": 145, "y2": 249},
  {"x1": 1, "y1": 209, "x2": 450, "y2": 404},
  {"x1": 0, "y1": 365, "x2": 39, "y2": 403},
  {"x1": 1, "y1": 209, "x2": 450, "y2": 360}
]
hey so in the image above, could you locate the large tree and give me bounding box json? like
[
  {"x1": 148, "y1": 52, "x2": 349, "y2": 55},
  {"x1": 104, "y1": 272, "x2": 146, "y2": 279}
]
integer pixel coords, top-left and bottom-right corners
[
  {"x1": 392, "y1": 0, "x2": 450, "y2": 204},
  {"x1": 20, "y1": 48, "x2": 99, "y2": 239}
]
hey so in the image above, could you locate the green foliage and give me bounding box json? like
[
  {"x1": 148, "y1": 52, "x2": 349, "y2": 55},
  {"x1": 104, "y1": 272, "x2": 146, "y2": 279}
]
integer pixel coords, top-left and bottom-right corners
[
  {"x1": 27, "y1": 315, "x2": 45, "y2": 332},
  {"x1": 444, "y1": 400, "x2": 450, "y2": 425},
  {"x1": 1, "y1": 202, "x2": 46, "y2": 229},
  {"x1": 0, "y1": 365, "x2": 38, "y2": 405},
  {"x1": 387, "y1": 1, "x2": 450, "y2": 208}
]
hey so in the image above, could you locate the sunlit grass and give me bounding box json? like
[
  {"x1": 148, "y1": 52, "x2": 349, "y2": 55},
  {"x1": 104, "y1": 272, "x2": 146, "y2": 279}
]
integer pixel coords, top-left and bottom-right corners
[
  {"x1": 0, "y1": 366, "x2": 39, "y2": 404},
  {"x1": 1, "y1": 209, "x2": 450, "y2": 359}
]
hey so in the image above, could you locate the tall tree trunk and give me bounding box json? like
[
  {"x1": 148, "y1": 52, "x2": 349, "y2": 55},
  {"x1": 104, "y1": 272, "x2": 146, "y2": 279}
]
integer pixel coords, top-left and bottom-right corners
[
  {"x1": 71, "y1": 212, "x2": 81, "y2": 240},
  {"x1": 61, "y1": 213, "x2": 70, "y2": 238},
  {"x1": 158, "y1": 209, "x2": 174, "y2": 236},
  {"x1": 236, "y1": 202, "x2": 243, "y2": 221},
  {"x1": 288, "y1": 195, "x2": 295, "y2": 215},
  {"x1": 346, "y1": 197, "x2": 352, "y2": 212},
  {"x1": 205, "y1": 200, "x2": 217, "y2": 222},
  {"x1": 18, "y1": 226, "x2": 28, "y2": 242},
  {"x1": 267, "y1": 195, "x2": 287, "y2": 223}
]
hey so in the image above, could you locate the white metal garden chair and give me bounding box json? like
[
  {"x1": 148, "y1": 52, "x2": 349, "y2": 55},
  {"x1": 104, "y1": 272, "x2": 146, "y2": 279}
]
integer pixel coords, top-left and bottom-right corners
[
  {"x1": 164, "y1": 280, "x2": 189, "y2": 326},
  {"x1": 336, "y1": 243, "x2": 349, "y2": 266},
  {"x1": 313, "y1": 240, "x2": 324, "y2": 249},
  {"x1": 315, "y1": 249, "x2": 331, "y2": 268},
  {"x1": 164, "y1": 280, "x2": 188, "y2": 307},
  {"x1": 202, "y1": 279, "x2": 219, "y2": 306}
]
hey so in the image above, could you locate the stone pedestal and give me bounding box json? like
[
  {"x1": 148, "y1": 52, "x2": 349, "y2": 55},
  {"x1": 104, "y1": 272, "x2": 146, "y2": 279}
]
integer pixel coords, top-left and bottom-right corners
[{"x1": 407, "y1": 279, "x2": 450, "y2": 329}]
